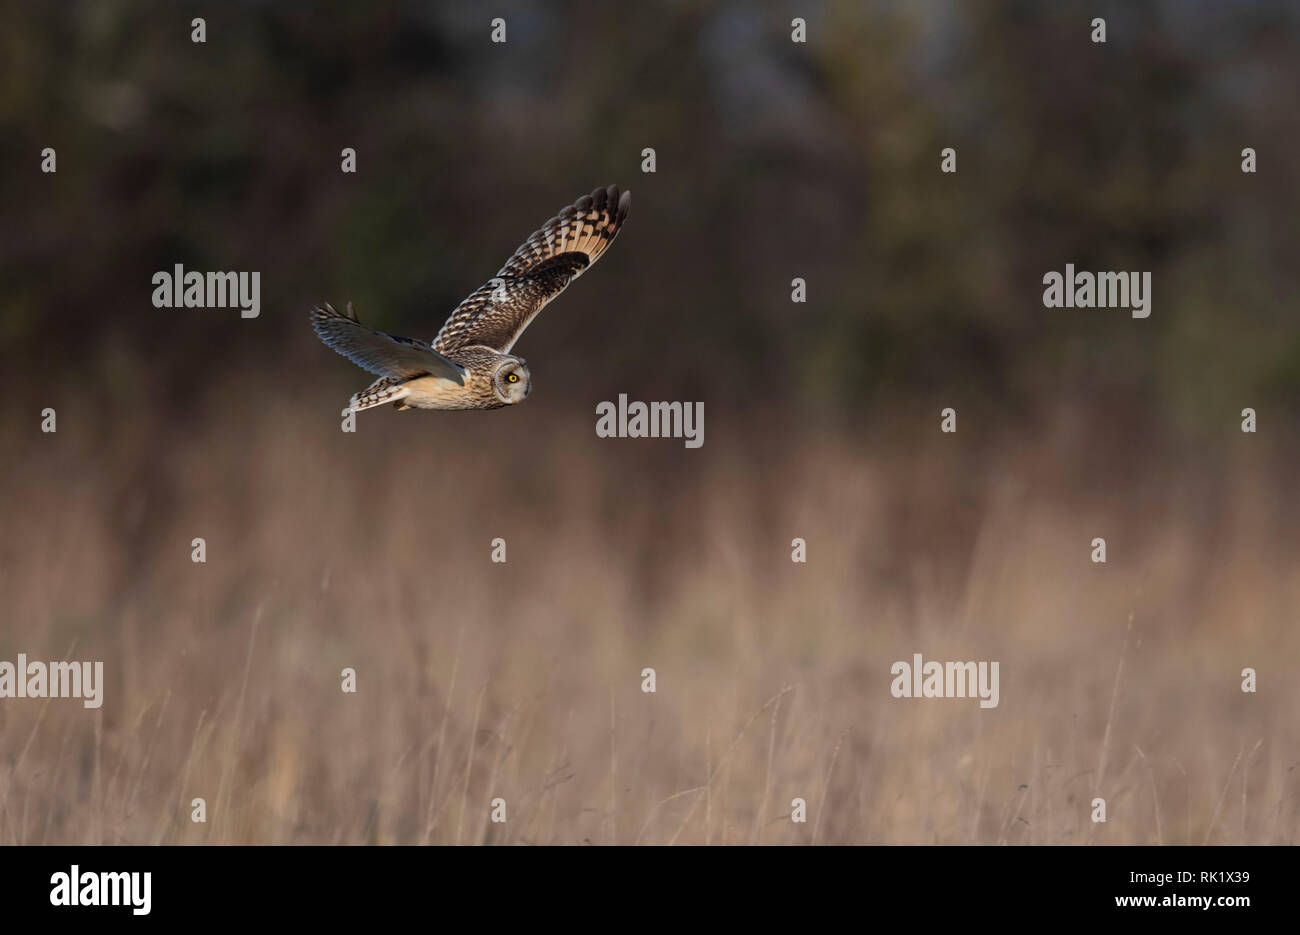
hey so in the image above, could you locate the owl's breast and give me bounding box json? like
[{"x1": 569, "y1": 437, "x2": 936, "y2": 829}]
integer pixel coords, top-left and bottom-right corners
[{"x1": 400, "y1": 373, "x2": 490, "y2": 410}]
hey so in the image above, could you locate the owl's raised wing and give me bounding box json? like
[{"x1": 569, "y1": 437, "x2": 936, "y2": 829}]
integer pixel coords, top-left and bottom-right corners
[
  {"x1": 311, "y1": 302, "x2": 465, "y2": 382},
  {"x1": 432, "y1": 185, "x2": 631, "y2": 355}
]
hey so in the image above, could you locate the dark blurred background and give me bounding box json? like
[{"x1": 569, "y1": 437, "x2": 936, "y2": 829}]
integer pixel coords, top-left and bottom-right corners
[
  {"x1": 0, "y1": 1, "x2": 1297, "y2": 845},
  {"x1": 4, "y1": 0, "x2": 1298, "y2": 438}
]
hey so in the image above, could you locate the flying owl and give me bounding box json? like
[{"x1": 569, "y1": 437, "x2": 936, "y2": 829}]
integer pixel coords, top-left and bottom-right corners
[{"x1": 311, "y1": 185, "x2": 631, "y2": 412}]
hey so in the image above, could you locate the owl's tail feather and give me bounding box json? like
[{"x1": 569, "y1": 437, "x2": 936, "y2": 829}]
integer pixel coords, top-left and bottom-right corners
[{"x1": 349, "y1": 376, "x2": 411, "y2": 412}]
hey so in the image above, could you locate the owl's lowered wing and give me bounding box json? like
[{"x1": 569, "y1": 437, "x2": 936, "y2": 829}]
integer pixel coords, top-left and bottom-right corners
[
  {"x1": 433, "y1": 185, "x2": 631, "y2": 355},
  {"x1": 311, "y1": 303, "x2": 466, "y2": 382}
]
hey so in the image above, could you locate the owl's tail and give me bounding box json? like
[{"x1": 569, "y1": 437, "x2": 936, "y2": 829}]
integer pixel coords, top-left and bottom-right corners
[{"x1": 350, "y1": 376, "x2": 411, "y2": 412}]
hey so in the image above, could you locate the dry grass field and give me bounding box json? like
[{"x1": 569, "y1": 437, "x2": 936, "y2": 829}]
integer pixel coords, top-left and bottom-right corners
[{"x1": 2, "y1": 372, "x2": 1295, "y2": 846}]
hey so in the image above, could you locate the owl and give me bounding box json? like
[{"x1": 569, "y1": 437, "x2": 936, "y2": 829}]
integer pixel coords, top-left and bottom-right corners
[{"x1": 311, "y1": 184, "x2": 631, "y2": 412}]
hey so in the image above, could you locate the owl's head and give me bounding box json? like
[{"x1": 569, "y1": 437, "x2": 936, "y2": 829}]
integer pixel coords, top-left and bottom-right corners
[{"x1": 492, "y1": 357, "x2": 532, "y2": 405}]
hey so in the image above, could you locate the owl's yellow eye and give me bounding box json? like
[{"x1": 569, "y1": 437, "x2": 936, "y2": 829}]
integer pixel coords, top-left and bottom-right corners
[{"x1": 507, "y1": 373, "x2": 519, "y2": 383}]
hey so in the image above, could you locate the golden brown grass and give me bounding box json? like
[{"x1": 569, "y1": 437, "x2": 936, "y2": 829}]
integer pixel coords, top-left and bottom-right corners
[{"x1": 1, "y1": 380, "x2": 1296, "y2": 845}]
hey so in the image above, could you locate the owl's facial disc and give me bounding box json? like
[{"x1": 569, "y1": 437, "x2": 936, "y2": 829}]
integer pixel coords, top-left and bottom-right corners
[{"x1": 493, "y1": 358, "x2": 531, "y2": 404}]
